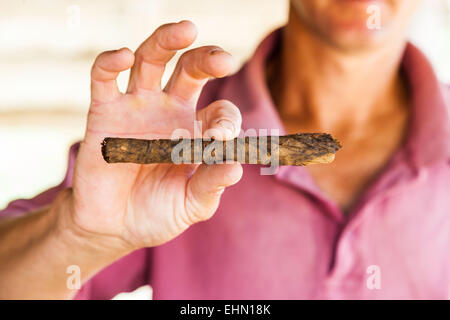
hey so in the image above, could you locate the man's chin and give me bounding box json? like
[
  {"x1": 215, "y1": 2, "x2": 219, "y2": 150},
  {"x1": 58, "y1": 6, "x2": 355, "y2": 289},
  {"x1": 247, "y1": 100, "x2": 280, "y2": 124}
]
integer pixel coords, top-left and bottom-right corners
[{"x1": 317, "y1": 25, "x2": 391, "y2": 53}]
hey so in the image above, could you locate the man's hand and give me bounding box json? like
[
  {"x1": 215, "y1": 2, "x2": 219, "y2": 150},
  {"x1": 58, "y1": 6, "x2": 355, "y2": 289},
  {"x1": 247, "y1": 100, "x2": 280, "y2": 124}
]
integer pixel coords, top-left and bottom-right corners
[
  {"x1": 0, "y1": 21, "x2": 243, "y2": 299},
  {"x1": 67, "y1": 20, "x2": 243, "y2": 251}
]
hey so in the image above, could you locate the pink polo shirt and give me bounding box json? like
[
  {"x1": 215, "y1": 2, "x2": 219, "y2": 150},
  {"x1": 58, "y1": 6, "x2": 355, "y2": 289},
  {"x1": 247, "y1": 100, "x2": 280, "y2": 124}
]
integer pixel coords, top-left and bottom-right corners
[{"x1": 2, "y1": 29, "x2": 450, "y2": 299}]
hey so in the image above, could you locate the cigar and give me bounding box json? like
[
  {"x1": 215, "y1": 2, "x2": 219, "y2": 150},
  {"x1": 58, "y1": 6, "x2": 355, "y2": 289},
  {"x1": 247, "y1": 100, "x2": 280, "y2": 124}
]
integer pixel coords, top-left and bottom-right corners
[{"x1": 101, "y1": 133, "x2": 341, "y2": 166}]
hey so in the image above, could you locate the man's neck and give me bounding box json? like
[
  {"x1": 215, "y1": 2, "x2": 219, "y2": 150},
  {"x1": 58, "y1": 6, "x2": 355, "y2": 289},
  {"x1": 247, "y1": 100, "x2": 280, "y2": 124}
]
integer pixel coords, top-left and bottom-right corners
[
  {"x1": 268, "y1": 10, "x2": 409, "y2": 139},
  {"x1": 266, "y1": 9, "x2": 412, "y2": 211}
]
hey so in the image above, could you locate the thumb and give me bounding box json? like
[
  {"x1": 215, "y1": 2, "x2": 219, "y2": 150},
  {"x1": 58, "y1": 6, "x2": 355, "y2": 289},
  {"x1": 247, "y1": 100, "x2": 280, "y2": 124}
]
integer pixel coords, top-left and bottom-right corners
[{"x1": 184, "y1": 163, "x2": 243, "y2": 223}]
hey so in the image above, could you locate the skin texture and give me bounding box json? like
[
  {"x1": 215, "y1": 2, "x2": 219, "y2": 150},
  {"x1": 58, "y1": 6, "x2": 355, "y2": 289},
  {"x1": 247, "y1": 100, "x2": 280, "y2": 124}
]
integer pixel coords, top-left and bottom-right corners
[{"x1": 0, "y1": 0, "x2": 423, "y2": 298}]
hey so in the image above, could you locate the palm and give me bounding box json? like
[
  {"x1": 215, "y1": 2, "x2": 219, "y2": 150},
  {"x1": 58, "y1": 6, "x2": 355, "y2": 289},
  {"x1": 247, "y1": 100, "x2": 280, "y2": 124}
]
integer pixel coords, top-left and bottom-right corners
[{"x1": 70, "y1": 21, "x2": 242, "y2": 249}]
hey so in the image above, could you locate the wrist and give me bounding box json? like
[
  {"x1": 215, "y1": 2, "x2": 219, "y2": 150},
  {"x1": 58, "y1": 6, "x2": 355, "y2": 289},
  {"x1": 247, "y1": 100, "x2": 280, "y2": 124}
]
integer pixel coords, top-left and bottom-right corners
[{"x1": 50, "y1": 188, "x2": 134, "y2": 268}]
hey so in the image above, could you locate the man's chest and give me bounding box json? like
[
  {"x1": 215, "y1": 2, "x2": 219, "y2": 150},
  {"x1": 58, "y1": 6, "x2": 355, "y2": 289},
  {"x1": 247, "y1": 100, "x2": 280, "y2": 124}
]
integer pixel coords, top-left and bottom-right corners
[{"x1": 152, "y1": 165, "x2": 450, "y2": 299}]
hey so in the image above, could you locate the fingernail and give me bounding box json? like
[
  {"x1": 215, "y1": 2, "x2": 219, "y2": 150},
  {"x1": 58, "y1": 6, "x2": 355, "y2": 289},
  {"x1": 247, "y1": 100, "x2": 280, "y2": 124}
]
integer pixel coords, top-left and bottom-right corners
[
  {"x1": 216, "y1": 119, "x2": 235, "y2": 137},
  {"x1": 210, "y1": 48, "x2": 224, "y2": 55}
]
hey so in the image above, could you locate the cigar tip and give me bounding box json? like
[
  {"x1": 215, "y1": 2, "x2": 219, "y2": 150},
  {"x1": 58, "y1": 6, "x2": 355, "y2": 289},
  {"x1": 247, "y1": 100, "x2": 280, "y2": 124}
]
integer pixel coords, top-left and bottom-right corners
[
  {"x1": 334, "y1": 138, "x2": 342, "y2": 151},
  {"x1": 101, "y1": 138, "x2": 111, "y2": 163}
]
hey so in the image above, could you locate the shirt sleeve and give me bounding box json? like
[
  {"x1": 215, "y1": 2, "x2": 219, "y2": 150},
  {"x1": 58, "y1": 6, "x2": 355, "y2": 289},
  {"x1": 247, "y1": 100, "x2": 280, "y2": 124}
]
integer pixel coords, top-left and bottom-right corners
[{"x1": 0, "y1": 142, "x2": 152, "y2": 300}]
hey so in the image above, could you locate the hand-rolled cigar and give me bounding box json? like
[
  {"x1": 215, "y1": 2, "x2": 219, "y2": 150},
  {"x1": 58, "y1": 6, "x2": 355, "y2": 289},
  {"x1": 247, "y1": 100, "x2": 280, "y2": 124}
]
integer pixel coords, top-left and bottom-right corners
[{"x1": 101, "y1": 133, "x2": 341, "y2": 166}]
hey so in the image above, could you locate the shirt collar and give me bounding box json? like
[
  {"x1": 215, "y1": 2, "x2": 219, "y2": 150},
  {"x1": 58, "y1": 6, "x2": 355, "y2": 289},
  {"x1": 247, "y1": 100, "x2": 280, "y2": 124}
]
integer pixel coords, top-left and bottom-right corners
[
  {"x1": 401, "y1": 43, "x2": 450, "y2": 168},
  {"x1": 221, "y1": 28, "x2": 450, "y2": 170}
]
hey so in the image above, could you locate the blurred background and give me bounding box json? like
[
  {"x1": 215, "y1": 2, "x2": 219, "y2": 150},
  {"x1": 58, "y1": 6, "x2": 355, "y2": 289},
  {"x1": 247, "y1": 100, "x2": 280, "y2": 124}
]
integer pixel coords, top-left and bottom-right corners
[{"x1": 0, "y1": 0, "x2": 449, "y2": 210}]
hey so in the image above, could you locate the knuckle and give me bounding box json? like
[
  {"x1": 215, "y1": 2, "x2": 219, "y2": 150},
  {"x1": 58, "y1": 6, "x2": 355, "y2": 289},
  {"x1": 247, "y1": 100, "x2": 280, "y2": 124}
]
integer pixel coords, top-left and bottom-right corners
[
  {"x1": 180, "y1": 46, "x2": 207, "y2": 61},
  {"x1": 91, "y1": 52, "x2": 104, "y2": 71},
  {"x1": 214, "y1": 100, "x2": 241, "y2": 119},
  {"x1": 94, "y1": 50, "x2": 112, "y2": 63},
  {"x1": 178, "y1": 48, "x2": 195, "y2": 63},
  {"x1": 91, "y1": 50, "x2": 113, "y2": 76},
  {"x1": 154, "y1": 22, "x2": 176, "y2": 37},
  {"x1": 186, "y1": 195, "x2": 210, "y2": 224}
]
